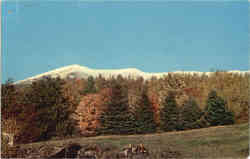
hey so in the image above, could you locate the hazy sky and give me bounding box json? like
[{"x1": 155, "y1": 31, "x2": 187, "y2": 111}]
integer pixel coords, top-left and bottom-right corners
[{"x1": 2, "y1": 1, "x2": 248, "y2": 82}]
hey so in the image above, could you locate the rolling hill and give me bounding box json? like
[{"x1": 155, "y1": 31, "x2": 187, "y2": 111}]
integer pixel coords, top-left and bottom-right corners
[{"x1": 14, "y1": 64, "x2": 250, "y2": 84}]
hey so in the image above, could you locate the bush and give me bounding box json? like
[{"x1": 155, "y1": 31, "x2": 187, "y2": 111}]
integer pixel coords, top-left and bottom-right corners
[
  {"x1": 204, "y1": 90, "x2": 235, "y2": 126},
  {"x1": 195, "y1": 117, "x2": 210, "y2": 128}
]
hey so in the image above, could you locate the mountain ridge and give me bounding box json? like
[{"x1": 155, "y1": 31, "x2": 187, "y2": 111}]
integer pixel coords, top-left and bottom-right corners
[{"x1": 14, "y1": 64, "x2": 250, "y2": 84}]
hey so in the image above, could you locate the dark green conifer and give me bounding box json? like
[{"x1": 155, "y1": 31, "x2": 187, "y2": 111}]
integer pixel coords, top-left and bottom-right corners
[
  {"x1": 204, "y1": 90, "x2": 235, "y2": 126},
  {"x1": 98, "y1": 82, "x2": 136, "y2": 135},
  {"x1": 160, "y1": 91, "x2": 179, "y2": 131},
  {"x1": 134, "y1": 88, "x2": 157, "y2": 134},
  {"x1": 178, "y1": 98, "x2": 202, "y2": 130}
]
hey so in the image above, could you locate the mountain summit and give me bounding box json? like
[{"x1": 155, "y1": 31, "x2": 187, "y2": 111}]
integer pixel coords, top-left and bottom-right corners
[{"x1": 15, "y1": 64, "x2": 250, "y2": 84}]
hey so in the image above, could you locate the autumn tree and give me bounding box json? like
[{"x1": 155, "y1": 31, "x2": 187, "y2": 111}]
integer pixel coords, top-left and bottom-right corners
[
  {"x1": 1, "y1": 78, "x2": 43, "y2": 143},
  {"x1": 22, "y1": 76, "x2": 78, "y2": 140},
  {"x1": 1, "y1": 78, "x2": 22, "y2": 139},
  {"x1": 94, "y1": 74, "x2": 108, "y2": 92},
  {"x1": 1, "y1": 78, "x2": 25, "y2": 120},
  {"x1": 74, "y1": 88, "x2": 112, "y2": 136},
  {"x1": 81, "y1": 76, "x2": 96, "y2": 95}
]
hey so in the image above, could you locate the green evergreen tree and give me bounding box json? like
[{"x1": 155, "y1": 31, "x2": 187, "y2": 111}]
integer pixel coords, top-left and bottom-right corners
[
  {"x1": 160, "y1": 91, "x2": 179, "y2": 132},
  {"x1": 98, "y1": 82, "x2": 136, "y2": 135},
  {"x1": 204, "y1": 90, "x2": 235, "y2": 126},
  {"x1": 134, "y1": 88, "x2": 157, "y2": 134},
  {"x1": 178, "y1": 98, "x2": 202, "y2": 130}
]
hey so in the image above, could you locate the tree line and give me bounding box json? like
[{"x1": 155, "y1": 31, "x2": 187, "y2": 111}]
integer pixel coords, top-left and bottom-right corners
[{"x1": 2, "y1": 71, "x2": 247, "y2": 143}]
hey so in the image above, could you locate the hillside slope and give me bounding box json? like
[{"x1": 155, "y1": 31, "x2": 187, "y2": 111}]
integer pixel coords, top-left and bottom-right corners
[{"x1": 13, "y1": 123, "x2": 249, "y2": 159}]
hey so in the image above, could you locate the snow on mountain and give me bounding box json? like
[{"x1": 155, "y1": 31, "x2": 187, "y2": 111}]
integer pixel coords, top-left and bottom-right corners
[{"x1": 14, "y1": 64, "x2": 250, "y2": 84}]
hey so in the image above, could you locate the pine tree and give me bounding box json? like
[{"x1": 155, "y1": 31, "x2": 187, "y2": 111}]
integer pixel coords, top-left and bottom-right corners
[
  {"x1": 134, "y1": 88, "x2": 157, "y2": 134},
  {"x1": 98, "y1": 82, "x2": 136, "y2": 135},
  {"x1": 160, "y1": 91, "x2": 179, "y2": 132},
  {"x1": 204, "y1": 90, "x2": 235, "y2": 126},
  {"x1": 178, "y1": 98, "x2": 202, "y2": 130}
]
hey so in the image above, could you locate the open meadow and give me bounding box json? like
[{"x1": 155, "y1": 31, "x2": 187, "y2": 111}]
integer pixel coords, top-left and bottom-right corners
[{"x1": 3, "y1": 123, "x2": 248, "y2": 159}]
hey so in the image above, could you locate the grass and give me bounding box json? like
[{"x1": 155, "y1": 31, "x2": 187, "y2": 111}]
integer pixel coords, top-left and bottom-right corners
[{"x1": 4, "y1": 123, "x2": 249, "y2": 158}]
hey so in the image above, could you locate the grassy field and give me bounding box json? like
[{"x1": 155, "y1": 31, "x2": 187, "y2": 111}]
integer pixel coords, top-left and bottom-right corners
[{"x1": 4, "y1": 123, "x2": 249, "y2": 158}]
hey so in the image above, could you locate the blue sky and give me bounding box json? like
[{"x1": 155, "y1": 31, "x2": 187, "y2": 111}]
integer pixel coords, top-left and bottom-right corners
[{"x1": 2, "y1": 1, "x2": 249, "y2": 82}]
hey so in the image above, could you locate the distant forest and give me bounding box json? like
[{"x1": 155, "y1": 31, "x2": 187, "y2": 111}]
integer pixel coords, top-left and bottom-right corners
[{"x1": 2, "y1": 71, "x2": 249, "y2": 144}]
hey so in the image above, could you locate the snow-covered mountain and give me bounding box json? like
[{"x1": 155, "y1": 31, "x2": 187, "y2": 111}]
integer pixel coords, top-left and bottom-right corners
[{"x1": 14, "y1": 64, "x2": 250, "y2": 84}]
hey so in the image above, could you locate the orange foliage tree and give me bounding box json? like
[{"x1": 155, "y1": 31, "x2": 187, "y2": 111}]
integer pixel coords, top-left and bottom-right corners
[{"x1": 74, "y1": 88, "x2": 112, "y2": 136}]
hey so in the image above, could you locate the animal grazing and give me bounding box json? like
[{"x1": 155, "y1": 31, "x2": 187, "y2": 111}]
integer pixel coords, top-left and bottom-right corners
[{"x1": 121, "y1": 143, "x2": 149, "y2": 157}]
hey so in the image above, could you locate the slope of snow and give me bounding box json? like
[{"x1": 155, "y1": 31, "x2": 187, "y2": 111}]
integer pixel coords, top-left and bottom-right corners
[{"x1": 14, "y1": 64, "x2": 250, "y2": 84}]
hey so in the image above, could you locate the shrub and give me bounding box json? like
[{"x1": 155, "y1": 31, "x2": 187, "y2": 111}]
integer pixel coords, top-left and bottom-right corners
[{"x1": 195, "y1": 116, "x2": 210, "y2": 128}]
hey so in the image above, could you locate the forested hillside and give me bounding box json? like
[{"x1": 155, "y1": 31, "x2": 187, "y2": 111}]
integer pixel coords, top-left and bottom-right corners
[{"x1": 1, "y1": 71, "x2": 249, "y2": 144}]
